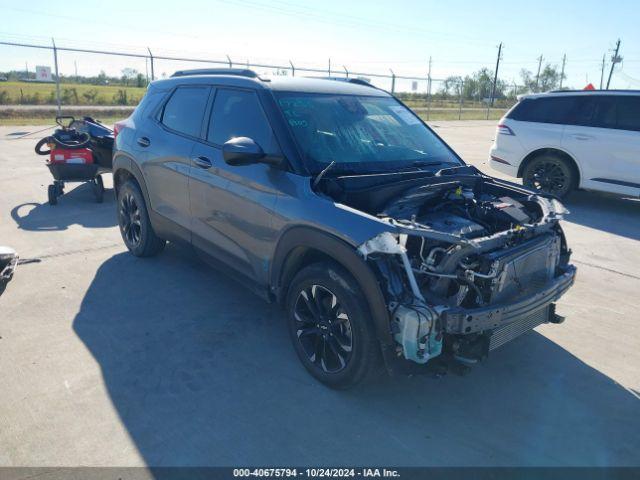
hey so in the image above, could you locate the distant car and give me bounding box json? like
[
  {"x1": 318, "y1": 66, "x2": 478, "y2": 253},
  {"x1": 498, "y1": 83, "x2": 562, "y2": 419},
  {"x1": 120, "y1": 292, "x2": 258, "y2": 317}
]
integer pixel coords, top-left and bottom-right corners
[
  {"x1": 113, "y1": 69, "x2": 575, "y2": 388},
  {"x1": 490, "y1": 90, "x2": 640, "y2": 198}
]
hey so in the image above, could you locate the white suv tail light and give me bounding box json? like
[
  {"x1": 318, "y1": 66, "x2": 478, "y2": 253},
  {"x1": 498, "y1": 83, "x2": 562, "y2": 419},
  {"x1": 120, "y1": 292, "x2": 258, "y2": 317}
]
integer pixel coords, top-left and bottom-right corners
[{"x1": 497, "y1": 124, "x2": 515, "y2": 136}]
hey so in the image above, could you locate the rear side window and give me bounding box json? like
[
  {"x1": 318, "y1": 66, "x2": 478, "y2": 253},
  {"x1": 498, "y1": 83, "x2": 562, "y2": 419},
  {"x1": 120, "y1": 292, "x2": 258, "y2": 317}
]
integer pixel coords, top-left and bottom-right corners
[
  {"x1": 207, "y1": 89, "x2": 275, "y2": 151},
  {"x1": 508, "y1": 96, "x2": 578, "y2": 124},
  {"x1": 591, "y1": 96, "x2": 617, "y2": 129},
  {"x1": 616, "y1": 96, "x2": 640, "y2": 131},
  {"x1": 161, "y1": 86, "x2": 210, "y2": 137}
]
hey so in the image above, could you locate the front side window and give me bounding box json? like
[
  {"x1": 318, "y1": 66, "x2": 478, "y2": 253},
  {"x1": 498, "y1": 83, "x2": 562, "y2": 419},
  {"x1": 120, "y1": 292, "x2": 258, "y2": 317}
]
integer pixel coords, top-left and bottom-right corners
[
  {"x1": 161, "y1": 86, "x2": 210, "y2": 137},
  {"x1": 207, "y1": 89, "x2": 275, "y2": 151},
  {"x1": 275, "y1": 93, "x2": 461, "y2": 174}
]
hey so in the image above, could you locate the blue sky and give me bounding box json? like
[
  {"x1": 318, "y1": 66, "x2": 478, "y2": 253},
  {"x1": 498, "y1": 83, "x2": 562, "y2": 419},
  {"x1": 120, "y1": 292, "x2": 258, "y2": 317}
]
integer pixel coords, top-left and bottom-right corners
[{"x1": 1, "y1": 0, "x2": 639, "y2": 91}]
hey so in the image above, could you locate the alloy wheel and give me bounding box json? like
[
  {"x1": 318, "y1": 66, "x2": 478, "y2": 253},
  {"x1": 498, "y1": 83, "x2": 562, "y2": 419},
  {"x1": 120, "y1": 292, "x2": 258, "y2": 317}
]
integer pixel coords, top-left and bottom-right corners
[
  {"x1": 293, "y1": 284, "x2": 353, "y2": 373},
  {"x1": 526, "y1": 160, "x2": 569, "y2": 196},
  {"x1": 119, "y1": 193, "x2": 142, "y2": 246}
]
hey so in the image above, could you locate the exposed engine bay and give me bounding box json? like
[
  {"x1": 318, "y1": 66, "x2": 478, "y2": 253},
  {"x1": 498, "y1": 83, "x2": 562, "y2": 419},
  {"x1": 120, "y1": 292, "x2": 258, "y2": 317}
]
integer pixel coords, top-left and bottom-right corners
[{"x1": 319, "y1": 166, "x2": 576, "y2": 368}]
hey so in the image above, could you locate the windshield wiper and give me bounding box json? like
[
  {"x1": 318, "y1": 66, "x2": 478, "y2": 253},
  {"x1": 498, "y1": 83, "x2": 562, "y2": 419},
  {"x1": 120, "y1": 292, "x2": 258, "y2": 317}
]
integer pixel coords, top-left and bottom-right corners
[
  {"x1": 312, "y1": 161, "x2": 337, "y2": 188},
  {"x1": 391, "y1": 160, "x2": 447, "y2": 173}
]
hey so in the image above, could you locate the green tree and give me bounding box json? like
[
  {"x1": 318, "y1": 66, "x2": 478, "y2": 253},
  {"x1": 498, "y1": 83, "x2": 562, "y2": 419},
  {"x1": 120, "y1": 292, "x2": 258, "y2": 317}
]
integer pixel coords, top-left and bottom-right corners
[
  {"x1": 121, "y1": 68, "x2": 138, "y2": 86},
  {"x1": 135, "y1": 73, "x2": 147, "y2": 88},
  {"x1": 520, "y1": 64, "x2": 565, "y2": 93},
  {"x1": 439, "y1": 76, "x2": 463, "y2": 97},
  {"x1": 461, "y1": 68, "x2": 505, "y2": 101}
]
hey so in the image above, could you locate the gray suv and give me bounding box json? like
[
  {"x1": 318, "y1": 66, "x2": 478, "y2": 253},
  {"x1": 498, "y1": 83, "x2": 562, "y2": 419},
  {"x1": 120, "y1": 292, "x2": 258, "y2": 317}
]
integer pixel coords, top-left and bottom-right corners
[{"x1": 113, "y1": 69, "x2": 576, "y2": 388}]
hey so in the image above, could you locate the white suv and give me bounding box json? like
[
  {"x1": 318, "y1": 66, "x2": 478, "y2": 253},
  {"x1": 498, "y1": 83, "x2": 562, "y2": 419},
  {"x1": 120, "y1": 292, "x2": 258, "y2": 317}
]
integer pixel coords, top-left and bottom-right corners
[{"x1": 489, "y1": 90, "x2": 640, "y2": 198}]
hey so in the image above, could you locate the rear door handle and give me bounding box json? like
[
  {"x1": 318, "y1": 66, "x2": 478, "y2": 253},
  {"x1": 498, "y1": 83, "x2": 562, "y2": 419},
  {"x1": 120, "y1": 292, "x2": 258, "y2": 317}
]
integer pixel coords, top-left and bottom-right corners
[
  {"x1": 137, "y1": 137, "x2": 151, "y2": 147},
  {"x1": 192, "y1": 156, "x2": 212, "y2": 169}
]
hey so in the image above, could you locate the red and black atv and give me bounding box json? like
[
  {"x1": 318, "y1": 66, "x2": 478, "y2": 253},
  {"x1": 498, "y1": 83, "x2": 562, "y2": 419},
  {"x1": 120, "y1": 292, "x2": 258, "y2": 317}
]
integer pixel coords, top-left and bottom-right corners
[{"x1": 35, "y1": 116, "x2": 114, "y2": 205}]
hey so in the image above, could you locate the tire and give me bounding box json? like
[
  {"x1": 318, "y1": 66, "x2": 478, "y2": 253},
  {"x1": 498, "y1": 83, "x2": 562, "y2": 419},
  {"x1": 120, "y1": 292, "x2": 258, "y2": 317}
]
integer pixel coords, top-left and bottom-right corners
[
  {"x1": 117, "y1": 180, "x2": 165, "y2": 257},
  {"x1": 92, "y1": 175, "x2": 104, "y2": 203},
  {"x1": 48, "y1": 185, "x2": 57, "y2": 206},
  {"x1": 285, "y1": 262, "x2": 381, "y2": 389},
  {"x1": 522, "y1": 153, "x2": 577, "y2": 198}
]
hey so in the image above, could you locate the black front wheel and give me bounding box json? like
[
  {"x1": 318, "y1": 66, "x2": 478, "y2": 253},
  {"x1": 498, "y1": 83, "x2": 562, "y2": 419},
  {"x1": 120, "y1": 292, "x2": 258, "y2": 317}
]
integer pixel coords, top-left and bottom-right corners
[
  {"x1": 522, "y1": 154, "x2": 576, "y2": 198},
  {"x1": 285, "y1": 263, "x2": 380, "y2": 389},
  {"x1": 117, "y1": 180, "x2": 165, "y2": 257}
]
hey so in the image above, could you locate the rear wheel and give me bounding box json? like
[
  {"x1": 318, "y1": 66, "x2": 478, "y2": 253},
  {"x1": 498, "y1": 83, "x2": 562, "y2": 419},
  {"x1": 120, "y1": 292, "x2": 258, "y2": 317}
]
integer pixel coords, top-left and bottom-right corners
[
  {"x1": 117, "y1": 180, "x2": 165, "y2": 257},
  {"x1": 522, "y1": 154, "x2": 577, "y2": 198},
  {"x1": 285, "y1": 262, "x2": 380, "y2": 389},
  {"x1": 91, "y1": 176, "x2": 104, "y2": 203}
]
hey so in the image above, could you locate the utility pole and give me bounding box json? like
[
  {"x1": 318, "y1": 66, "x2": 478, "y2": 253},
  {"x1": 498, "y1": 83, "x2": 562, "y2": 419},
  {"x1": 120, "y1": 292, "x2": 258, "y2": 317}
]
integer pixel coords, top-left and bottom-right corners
[
  {"x1": 74, "y1": 60, "x2": 78, "y2": 82},
  {"x1": 606, "y1": 39, "x2": 622, "y2": 90},
  {"x1": 147, "y1": 47, "x2": 155, "y2": 81},
  {"x1": 535, "y1": 55, "x2": 543, "y2": 91},
  {"x1": 490, "y1": 42, "x2": 502, "y2": 107},
  {"x1": 559, "y1": 54, "x2": 566, "y2": 89},
  {"x1": 51, "y1": 38, "x2": 61, "y2": 116}
]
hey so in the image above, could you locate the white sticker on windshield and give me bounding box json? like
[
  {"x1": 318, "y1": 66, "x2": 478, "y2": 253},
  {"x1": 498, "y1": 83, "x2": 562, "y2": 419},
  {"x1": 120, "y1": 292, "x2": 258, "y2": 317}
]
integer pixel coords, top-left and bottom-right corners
[{"x1": 389, "y1": 106, "x2": 421, "y2": 125}]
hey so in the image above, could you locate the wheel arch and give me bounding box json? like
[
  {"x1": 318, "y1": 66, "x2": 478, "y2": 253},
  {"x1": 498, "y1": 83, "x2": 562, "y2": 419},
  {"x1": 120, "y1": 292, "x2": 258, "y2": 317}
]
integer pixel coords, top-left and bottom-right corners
[
  {"x1": 270, "y1": 226, "x2": 393, "y2": 345},
  {"x1": 112, "y1": 153, "x2": 152, "y2": 207},
  {"x1": 517, "y1": 147, "x2": 582, "y2": 186}
]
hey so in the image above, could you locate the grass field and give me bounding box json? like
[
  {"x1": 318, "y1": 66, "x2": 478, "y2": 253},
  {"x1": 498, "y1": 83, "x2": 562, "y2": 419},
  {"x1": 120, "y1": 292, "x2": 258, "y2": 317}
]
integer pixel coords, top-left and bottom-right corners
[
  {"x1": 1, "y1": 110, "x2": 505, "y2": 126},
  {"x1": 0, "y1": 81, "x2": 146, "y2": 106},
  {"x1": 0, "y1": 80, "x2": 507, "y2": 124}
]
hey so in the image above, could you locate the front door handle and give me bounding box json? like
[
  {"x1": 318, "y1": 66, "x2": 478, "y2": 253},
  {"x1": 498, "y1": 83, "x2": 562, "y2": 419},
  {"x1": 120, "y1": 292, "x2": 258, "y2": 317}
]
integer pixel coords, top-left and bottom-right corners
[
  {"x1": 137, "y1": 137, "x2": 151, "y2": 147},
  {"x1": 192, "y1": 156, "x2": 212, "y2": 169}
]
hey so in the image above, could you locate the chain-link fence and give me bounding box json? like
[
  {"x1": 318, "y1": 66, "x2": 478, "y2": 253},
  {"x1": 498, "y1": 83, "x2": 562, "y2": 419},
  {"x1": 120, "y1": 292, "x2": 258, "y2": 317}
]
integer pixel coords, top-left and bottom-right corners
[{"x1": 1, "y1": 39, "x2": 528, "y2": 121}]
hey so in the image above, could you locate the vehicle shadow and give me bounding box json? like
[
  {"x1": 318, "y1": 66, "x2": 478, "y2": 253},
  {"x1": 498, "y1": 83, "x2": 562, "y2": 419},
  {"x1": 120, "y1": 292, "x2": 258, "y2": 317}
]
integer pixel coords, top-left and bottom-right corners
[
  {"x1": 10, "y1": 185, "x2": 116, "y2": 231},
  {"x1": 72, "y1": 246, "x2": 640, "y2": 467},
  {"x1": 564, "y1": 190, "x2": 640, "y2": 241}
]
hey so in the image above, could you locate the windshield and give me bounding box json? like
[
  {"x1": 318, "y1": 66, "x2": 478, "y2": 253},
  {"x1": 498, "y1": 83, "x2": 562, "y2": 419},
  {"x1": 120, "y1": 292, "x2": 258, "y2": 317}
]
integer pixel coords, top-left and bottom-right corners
[{"x1": 275, "y1": 92, "x2": 462, "y2": 174}]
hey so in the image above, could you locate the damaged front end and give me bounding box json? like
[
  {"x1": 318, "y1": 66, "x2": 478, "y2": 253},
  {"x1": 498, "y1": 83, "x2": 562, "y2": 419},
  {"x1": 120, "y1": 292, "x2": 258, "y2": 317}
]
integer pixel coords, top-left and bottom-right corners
[{"x1": 334, "y1": 169, "x2": 577, "y2": 370}]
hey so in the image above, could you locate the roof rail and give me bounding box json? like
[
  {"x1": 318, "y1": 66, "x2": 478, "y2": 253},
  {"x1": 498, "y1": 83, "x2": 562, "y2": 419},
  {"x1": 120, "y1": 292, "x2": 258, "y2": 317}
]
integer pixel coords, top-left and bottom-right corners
[
  {"x1": 315, "y1": 76, "x2": 378, "y2": 89},
  {"x1": 171, "y1": 68, "x2": 259, "y2": 78},
  {"x1": 548, "y1": 89, "x2": 640, "y2": 93}
]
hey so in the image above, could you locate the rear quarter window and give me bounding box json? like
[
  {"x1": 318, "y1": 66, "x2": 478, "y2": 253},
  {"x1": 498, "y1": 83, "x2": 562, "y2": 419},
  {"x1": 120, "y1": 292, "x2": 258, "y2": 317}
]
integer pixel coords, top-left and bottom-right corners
[
  {"x1": 616, "y1": 96, "x2": 640, "y2": 131},
  {"x1": 508, "y1": 96, "x2": 578, "y2": 124},
  {"x1": 161, "y1": 86, "x2": 210, "y2": 137}
]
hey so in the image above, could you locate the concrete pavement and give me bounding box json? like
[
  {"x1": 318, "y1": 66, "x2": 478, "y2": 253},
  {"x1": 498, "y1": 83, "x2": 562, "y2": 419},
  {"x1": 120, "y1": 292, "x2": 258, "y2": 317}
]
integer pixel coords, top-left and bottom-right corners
[{"x1": 0, "y1": 121, "x2": 638, "y2": 467}]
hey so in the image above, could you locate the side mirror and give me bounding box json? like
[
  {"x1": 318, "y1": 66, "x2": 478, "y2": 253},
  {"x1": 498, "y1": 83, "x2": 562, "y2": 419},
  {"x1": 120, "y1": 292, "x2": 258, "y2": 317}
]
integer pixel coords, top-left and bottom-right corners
[{"x1": 222, "y1": 137, "x2": 283, "y2": 167}]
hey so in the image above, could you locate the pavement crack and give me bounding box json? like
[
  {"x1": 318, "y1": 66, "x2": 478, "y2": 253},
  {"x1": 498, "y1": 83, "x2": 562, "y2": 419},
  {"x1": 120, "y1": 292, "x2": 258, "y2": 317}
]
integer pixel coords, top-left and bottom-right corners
[
  {"x1": 573, "y1": 259, "x2": 640, "y2": 281},
  {"x1": 32, "y1": 243, "x2": 123, "y2": 261}
]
